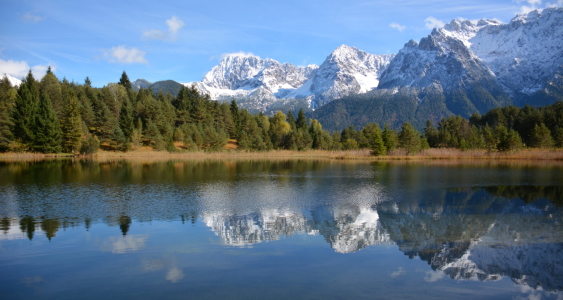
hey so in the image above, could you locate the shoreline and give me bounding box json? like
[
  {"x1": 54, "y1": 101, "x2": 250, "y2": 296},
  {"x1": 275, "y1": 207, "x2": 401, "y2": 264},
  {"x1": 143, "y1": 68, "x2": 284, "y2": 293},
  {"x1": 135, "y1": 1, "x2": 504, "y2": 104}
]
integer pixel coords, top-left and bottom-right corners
[{"x1": 1, "y1": 148, "x2": 563, "y2": 162}]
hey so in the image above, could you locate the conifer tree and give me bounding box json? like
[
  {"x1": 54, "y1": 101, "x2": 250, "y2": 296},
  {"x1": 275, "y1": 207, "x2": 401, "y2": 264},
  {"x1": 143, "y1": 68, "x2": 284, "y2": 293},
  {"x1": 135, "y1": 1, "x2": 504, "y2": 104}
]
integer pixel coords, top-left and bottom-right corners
[
  {"x1": 482, "y1": 124, "x2": 496, "y2": 152},
  {"x1": 34, "y1": 93, "x2": 62, "y2": 153},
  {"x1": 0, "y1": 104, "x2": 13, "y2": 151},
  {"x1": 60, "y1": 90, "x2": 83, "y2": 153},
  {"x1": 370, "y1": 128, "x2": 387, "y2": 156},
  {"x1": 398, "y1": 122, "x2": 421, "y2": 154},
  {"x1": 12, "y1": 71, "x2": 40, "y2": 147},
  {"x1": 118, "y1": 71, "x2": 132, "y2": 91},
  {"x1": 296, "y1": 108, "x2": 307, "y2": 129},
  {"x1": 287, "y1": 111, "x2": 296, "y2": 130},
  {"x1": 119, "y1": 97, "x2": 134, "y2": 141},
  {"x1": 382, "y1": 124, "x2": 397, "y2": 154},
  {"x1": 0, "y1": 77, "x2": 15, "y2": 151},
  {"x1": 40, "y1": 67, "x2": 63, "y2": 118},
  {"x1": 531, "y1": 123, "x2": 553, "y2": 148}
]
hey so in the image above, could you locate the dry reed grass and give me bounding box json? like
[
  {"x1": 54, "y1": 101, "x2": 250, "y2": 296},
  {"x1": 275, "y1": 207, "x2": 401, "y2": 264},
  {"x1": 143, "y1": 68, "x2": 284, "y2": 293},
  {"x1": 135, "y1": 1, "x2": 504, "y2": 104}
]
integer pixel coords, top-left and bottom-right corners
[{"x1": 1, "y1": 148, "x2": 562, "y2": 163}]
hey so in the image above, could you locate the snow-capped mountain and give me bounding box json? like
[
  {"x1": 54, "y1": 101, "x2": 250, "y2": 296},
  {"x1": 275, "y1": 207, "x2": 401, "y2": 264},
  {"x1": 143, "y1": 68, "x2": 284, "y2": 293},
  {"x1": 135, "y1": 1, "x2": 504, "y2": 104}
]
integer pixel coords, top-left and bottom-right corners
[
  {"x1": 2, "y1": 73, "x2": 22, "y2": 87},
  {"x1": 306, "y1": 45, "x2": 394, "y2": 106},
  {"x1": 185, "y1": 45, "x2": 394, "y2": 109},
  {"x1": 379, "y1": 7, "x2": 563, "y2": 101},
  {"x1": 134, "y1": 8, "x2": 562, "y2": 120}
]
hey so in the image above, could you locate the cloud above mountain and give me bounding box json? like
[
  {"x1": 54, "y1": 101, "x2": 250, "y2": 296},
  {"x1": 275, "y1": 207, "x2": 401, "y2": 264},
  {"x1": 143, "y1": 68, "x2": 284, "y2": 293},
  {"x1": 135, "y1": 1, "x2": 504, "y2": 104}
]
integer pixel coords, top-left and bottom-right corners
[{"x1": 143, "y1": 16, "x2": 185, "y2": 41}]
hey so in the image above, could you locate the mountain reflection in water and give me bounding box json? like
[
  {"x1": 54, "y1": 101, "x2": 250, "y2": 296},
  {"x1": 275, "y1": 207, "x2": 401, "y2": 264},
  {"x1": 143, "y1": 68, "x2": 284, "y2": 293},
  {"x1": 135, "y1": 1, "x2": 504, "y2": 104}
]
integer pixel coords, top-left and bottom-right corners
[{"x1": 0, "y1": 160, "x2": 562, "y2": 295}]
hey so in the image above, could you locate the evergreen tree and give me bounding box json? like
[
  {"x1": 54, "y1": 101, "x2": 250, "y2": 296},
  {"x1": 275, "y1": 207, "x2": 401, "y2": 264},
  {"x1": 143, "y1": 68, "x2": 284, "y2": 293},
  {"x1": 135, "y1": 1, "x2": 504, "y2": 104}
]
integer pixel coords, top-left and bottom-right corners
[
  {"x1": 34, "y1": 93, "x2": 62, "y2": 153},
  {"x1": 531, "y1": 123, "x2": 553, "y2": 148},
  {"x1": 12, "y1": 71, "x2": 40, "y2": 147},
  {"x1": 382, "y1": 124, "x2": 397, "y2": 154},
  {"x1": 370, "y1": 128, "x2": 387, "y2": 156},
  {"x1": 398, "y1": 122, "x2": 421, "y2": 154},
  {"x1": 296, "y1": 108, "x2": 307, "y2": 129},
  {"x1": 119, "y1": 97, "x2": 134, "y2": 141},
  {"x1": 40, "y1": 67, "x2": 63, "y2": 118},
  {"x1": 553, "y1": 126, "x2": 563, "y2": 148},
  {"x1": 0, "y1": 77, "x2": 15, "y2": 151},
  {"x1": 0, "y1": 103, "x2": 13, "y2": 151},
  {"x1": 230, "y1": 100, "x2": 241, "y2": 139},
  {"x1": 424, "y1": 120, "x2": 438, "y2": 147},
  {"x1": 118, "y1": 71, "x2": 132, "y2": 91},
  {"x1": 482, "y1": 124, "x2": 496, "y2": 152},
  {"x1": 60, "y1": 90, "x2": 83, "y2": 153},
  {"x1": 286, "y1": 110, "x2": 296, "y2": 130}
]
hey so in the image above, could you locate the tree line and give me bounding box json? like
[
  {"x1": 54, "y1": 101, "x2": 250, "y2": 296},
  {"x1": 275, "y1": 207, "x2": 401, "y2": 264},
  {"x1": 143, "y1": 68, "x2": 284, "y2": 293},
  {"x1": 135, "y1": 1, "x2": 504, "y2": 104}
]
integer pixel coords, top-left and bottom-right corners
[{"x1": 0, "y1": 69, "x2": 562, "y2": 155}]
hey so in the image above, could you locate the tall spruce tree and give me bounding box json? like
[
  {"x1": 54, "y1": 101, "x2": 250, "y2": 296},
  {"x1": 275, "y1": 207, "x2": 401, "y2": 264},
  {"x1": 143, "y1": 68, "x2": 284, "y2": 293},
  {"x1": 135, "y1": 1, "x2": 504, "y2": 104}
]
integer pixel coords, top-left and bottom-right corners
[
  {"x1": 40, "y1": 67, "x2": 63, "y2": 118},
  {"x1": 34, "y1": 93, "x2": 62, "y2": 153},
  {"x1": 398, "y1": 122, "x2": 421, "y2": 154},
  {"x1": 12, "y1": 71, "x2": 40, "y2": 147},
  {"x1": 0, "y1": 77, "x2": 16, "y2": 151},
  {"x1": 118, "y1": 71, "x2": 132, "y2": 91},
  {"x1": 370, "y1": 126, "x2": 387, "y2": 156},
  {"x1": 296, "y1": 108, "x2": 307, "y2": 129},
  {"x1": 119, "y1": 97, "x2": 134, "y2": 141},
  {"x1": 60, "y1": 90, "x2": 83, "y2": 153}
]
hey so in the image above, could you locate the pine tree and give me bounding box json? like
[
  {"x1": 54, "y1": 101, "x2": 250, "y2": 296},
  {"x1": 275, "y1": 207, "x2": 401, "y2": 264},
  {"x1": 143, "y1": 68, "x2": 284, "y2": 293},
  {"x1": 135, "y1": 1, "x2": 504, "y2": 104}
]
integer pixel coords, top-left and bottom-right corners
[
  {"x1": 287, "y1": 111, "x2": 296, "y2": 130},
  {"x1": 398, "y1": 122, "x2": 421, "y2": 154},
  {"x1": 60, "y1": 90, "x2": 83, "y2": 153},
  {"x1": 482, "y1": 124, "x2": 496, "y2": 152},
  {"x1": 118, "y1": 71, "x2": 132, "y2": 91},
  {"x1": 370, "y1": 128, "x2": 387, "y2": 156},
  {"x1": 119, "y1": 97, "x2": 134, "y2": 141},
  {"x1": 0, "y1": 77, "x2": 15, "y2": 151},
  {"x1": 382, "y1": 124, "x2": 397, "y2": 154},
  {"x1": 296, "y1": 108, "x2": 307, "y2": 129},
  {"x1": 34, "y1": 93, "x2": 62, "y2": 153},
  {"x1": 12, "y1": 71, "x2": 40, "y2": 146},
  {"x1": 531, "y1": 123, "x2": 553, "y2": 148},
  {"x1": 40, "y1": 67, "x2": 63, "y2": 118}
]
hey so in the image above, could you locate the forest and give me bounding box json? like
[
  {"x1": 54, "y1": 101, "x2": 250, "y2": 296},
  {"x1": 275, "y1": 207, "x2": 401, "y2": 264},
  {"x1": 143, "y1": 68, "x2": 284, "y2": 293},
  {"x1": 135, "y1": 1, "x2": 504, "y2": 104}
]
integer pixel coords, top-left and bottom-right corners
[{"x1": 0, "y1": 69, "x2": 562, "y2": 156}]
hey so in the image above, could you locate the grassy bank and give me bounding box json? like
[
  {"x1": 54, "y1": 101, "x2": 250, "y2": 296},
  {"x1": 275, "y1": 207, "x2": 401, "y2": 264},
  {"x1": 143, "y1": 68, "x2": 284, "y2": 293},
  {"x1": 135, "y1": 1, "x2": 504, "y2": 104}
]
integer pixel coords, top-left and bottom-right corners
[{"x1": 1, "y1": 148, "x2": 563, "y2": 162}]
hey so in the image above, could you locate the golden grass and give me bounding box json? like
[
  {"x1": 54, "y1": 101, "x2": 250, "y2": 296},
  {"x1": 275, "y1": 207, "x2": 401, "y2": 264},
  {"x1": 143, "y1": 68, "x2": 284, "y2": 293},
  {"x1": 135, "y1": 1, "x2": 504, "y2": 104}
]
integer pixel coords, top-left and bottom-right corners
[{"x1": 1, "y1": 147, "x2": 563, "y2": 163}]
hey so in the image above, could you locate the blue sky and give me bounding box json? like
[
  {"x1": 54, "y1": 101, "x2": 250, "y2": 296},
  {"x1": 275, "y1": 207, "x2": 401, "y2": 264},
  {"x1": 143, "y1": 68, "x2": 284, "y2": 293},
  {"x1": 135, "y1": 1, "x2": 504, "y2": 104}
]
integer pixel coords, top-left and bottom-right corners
[{"x1": 1, "y1": 0, "x2": 561, "y2": 87}]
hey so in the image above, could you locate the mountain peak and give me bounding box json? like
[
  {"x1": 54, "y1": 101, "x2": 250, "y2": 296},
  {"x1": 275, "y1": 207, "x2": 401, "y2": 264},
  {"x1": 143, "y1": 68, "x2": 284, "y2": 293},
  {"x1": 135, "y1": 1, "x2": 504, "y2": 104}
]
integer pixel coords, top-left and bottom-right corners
[{"x1": 2, "y1": 73, "x2": 22, "y2": 87}]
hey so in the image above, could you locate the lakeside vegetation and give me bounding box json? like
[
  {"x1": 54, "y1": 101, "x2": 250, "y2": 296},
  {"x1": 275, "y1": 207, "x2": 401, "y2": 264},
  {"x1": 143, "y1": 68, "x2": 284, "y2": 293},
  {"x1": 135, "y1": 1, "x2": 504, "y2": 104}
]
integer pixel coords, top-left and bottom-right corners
[{"x1": 1, "y1": 69, "x2": 562, "y2": 159}]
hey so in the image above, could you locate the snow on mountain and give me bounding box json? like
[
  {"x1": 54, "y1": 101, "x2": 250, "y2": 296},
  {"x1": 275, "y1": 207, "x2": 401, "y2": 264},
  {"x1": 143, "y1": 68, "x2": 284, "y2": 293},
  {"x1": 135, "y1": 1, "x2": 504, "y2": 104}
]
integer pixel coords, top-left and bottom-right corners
[
  {"x1": 379, "y1": 7, "x2": 563, "y2": 99},
  {"x1": 165, "y1": 8, "x2": 563, "y2": 114},
  {"x1": 187, "y1": 53, "x2": 317, "y2": 103},
  {"x1": 305, "y1": 45, "x2": 394, "y2": 106},
  {"x1": 2, "y1": 73, "x2": 22, "y2": 87},
  {"x1": 187, "y1": 45, "x2": 394, "y2": 109}
]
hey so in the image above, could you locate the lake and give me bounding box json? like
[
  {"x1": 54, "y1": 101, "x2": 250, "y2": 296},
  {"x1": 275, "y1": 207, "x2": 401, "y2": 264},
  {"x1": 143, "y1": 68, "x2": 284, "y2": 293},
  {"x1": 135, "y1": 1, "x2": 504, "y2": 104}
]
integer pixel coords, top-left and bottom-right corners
[{"x1": 0, "y1": 159, "x2": 562, "y2": 299}]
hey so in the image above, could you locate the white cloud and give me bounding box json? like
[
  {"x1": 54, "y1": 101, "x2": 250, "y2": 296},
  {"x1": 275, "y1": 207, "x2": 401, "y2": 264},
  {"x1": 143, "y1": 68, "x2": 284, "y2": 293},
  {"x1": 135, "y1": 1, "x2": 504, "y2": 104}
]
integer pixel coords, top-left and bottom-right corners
[
  {"x1": 425, "y1": 16, "x2": 445, "y2": 29},
  {"x1": 0, "y1": 59, "x2": 53, "y2": 80},
  {"x1": 515, "y1": 0, "x2": 562, "y2": 13},
  {"x1": 219, "y1": 52, "x2": 256, "y2": 60},
  {"x1": 165, "y1": 267, "x2": 185, "y2": 283},
  {"x1": 390, "y1": 267, "x2": 405, "y2": 278},
  {"x1": 424, "y1": 270, "x2": 445, "y2": 282},
  {"x1": 21, "y1": 12, "x2": 44, "y2": 23},
  {"x1": 389, "y1": 23, "x2": 406, "y2": 32},
  {"x1": 102, "y1": 46, "x2": 148, "y2": 64},
  {"x1": 143, "y1": 16, "x2": 185, "y2": 41},
  {"x1": 100, "y1": 234, "x2": 148, "y2": 254},
  {"x1": 166, "y1": 16, "x2": 185, "y2": 36}
]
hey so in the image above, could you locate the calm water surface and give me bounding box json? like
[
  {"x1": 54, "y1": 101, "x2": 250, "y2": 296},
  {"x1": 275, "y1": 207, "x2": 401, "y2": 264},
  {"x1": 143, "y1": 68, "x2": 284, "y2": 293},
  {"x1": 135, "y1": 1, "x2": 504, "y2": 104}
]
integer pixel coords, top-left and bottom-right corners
[{"x1": 0, "y1": 160, "x2": 562, "y2": 299}]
